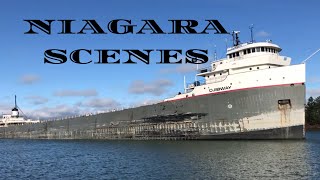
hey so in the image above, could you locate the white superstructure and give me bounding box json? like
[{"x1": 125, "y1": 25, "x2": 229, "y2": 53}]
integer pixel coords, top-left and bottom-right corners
[
  {"x1": 165, "y1": 33, "x2": 305, "y2": 101},
  {"x1": 163, "y1": 32, "x2": 306, "y2": 136},
  {"x1": 0, "y1": 96, "x2": 40, "y2": 127}
]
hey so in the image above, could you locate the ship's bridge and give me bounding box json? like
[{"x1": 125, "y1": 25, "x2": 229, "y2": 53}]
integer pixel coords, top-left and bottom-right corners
[
  {"x1": 226, "y1": 41, "x2": 281, "y2": 57},
  {"x1": 196, "y1": 41, "x2": 291, "y2": 85}
]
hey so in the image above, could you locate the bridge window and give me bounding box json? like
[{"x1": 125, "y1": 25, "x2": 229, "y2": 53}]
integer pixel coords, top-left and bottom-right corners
[
  {"x1": 252, "y1": 48, "x2": 255, "y2": 53},
  {"x1": 261, "y1": 47, "x2": 265, "y2": 52},
  {"x1": 257, "y1": 47, "x2": 260, "y2": 52},
  {"x1": 228, "y1": 52, "x2": 241, "y2": 58},
  {"x1": 244, "y1": 50, "x2": 247, "y2": 55},
  {"x1": 248, "y1": 49, "x2": 251, "y2": 54}
]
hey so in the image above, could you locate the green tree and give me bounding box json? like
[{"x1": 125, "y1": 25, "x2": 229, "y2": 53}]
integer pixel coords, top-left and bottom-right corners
[{"x1": 306, "y1": 96, "x2": 320, "y2": 125}]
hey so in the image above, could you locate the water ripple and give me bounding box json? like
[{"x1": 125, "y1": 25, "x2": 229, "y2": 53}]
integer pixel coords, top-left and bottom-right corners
[{"x1": 0, "y1": 132, "x2": 319, "y2": 179}]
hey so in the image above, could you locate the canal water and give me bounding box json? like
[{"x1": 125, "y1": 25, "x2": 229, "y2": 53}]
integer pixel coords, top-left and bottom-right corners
[{"x1": 0, "y1": 131, "x2": 319, "y2": 179}]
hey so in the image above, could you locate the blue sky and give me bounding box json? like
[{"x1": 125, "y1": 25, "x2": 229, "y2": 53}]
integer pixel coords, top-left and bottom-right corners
[{"x1": 0, "y1": 0, "x2": 319, "y2": 119}]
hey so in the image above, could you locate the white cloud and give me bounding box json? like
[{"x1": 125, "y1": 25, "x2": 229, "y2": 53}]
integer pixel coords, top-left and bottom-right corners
[
  {"x1": 307, "y1": 88, "x2": 320, "y2": 98},
  {"x1": 20, "y1": 74, "x2": 40, "y2": 84},
  {"x1": 25, "y1": 104, "x2": 82, "y2": 119},
  {"x1": 128, "y1": 79, "x2": 173, "y2": 96},
  {"x1": 25, "y1": 96, "x2": 48, "y2": 105},
  {"x1": 308, "y1": 77, "x2": 320, "y2": 84},
  {"x1": 130, "y1": 98, "x2": 162, "y2": 107},
  {"x1": 53, "y1": 89, "x2": 98, "y2": 97},
  {"x1": 25, "y1": 97, "x2": 121, "y2": 119},
  {"x1": 255, "y1": 30, "x2": 270, "y2": 38},
  {"x1": 80, "y1": 98, "x2": 120, "y2": 109},
  {"x1": 159, "y1": 64, "x2": 198, "y2": 74},
  {"x1": 0, "y1": 103, "x2": 11, "y2": 114}
]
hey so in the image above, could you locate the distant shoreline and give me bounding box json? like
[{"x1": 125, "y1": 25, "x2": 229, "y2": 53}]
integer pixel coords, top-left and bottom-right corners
[{"x1": 306, "y1": 124, "x2": 320, "y2": 131}]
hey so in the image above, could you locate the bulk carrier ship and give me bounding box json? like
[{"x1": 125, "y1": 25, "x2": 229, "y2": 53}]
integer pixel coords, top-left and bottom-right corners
[{"x1": 0, "y1": 32, "x2": 306, "y2": 140}]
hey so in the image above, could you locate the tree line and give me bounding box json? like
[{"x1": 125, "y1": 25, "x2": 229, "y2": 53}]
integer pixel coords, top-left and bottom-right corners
[{"x1": 306, "y1": 96, "x2": 320, "y2": 125}]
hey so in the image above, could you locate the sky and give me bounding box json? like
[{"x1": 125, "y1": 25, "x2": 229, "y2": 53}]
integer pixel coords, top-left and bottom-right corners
[{"x1": 0, "y1": 0, "x2": 319, "y2": 119}]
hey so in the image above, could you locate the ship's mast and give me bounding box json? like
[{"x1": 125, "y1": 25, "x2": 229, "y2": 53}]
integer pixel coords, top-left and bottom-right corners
[
  {"x1": 232, "y1": 31, "x2": 240, "y2": 46},
  {"x1": 11, "y1": 95, "x2": 19, "y2": 118},
  {"x1": 184, "y1": 76, "x2": 186, "y2": 93},
  {"x1": 15, "y1": 95, "x2": 17, "y2": 108},
  {"x1": 214, "y1": 45, "x2": 217, "y2": 61},
  {"x1": 249, "y1": 24, "x2": 254, "y2": 43}
]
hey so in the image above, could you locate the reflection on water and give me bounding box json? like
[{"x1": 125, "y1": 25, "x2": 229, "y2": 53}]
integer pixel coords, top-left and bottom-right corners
[{"x1": 0, "y1": 132, "x2": 319, "y2": 179}]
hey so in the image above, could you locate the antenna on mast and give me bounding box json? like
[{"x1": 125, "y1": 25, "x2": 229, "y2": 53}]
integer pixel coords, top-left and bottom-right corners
[
  {"x1": 301, "y1": 48, "x2": 320, "y2": 64},
  {"x1": 184, "y1": 76, "x2": 187, "y2": 93},
  {"x1": 225, "y1": 38, "x2": 228, "y2": 53},
  {"x1": 214, "y1": 45, "x2": 217, "y2": 61},
  {"x1": 249, "y1": 24, "x2": 254, "y2": 43}
]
